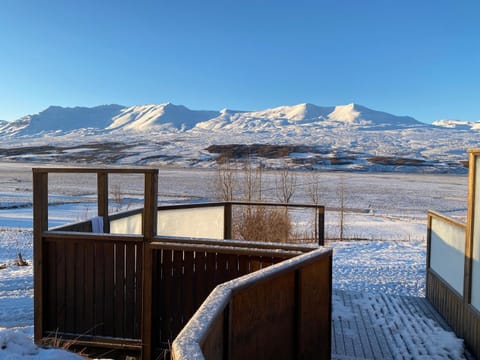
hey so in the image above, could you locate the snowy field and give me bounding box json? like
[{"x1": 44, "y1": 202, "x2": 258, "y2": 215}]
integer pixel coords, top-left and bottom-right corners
[{"x1": 0, "y1": 163, "x2": 469, "y2": 358}]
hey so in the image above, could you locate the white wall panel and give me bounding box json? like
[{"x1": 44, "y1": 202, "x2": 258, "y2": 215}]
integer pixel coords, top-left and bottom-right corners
[
  {"x1": 157, "y1": 206, "x2": 224, "y2": 239},
  {"x1": 430, "y1": 217, "x2": 465, "y2": 295},
  {"x1": 110, "y1": 213, "x2": 143, "y2": 235}
]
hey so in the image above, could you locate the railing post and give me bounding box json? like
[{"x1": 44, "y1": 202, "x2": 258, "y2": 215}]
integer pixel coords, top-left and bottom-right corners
[
  {"x1": 97, "y1": 171, "x2": 109, "y2": 233},
  {"x1": 142, "y1": 170, "x2": 158, "y2": 360},
  {"x1": 465, "y1": 150, "x2": 477, "y2": 304},
  {"x1": 224, "y1": 202, "x2": 232, "y2": 240},
  {"x1": 318, "y1": 207, "x2": 325, "y2": 246},
  {"x1": 33, "y1": 170, "x2": 48, "y2": 343}
]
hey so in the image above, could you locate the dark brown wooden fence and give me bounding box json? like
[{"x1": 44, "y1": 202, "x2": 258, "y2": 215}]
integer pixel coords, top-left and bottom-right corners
[
  {"x1": 33, "y1": 168, "x2": 331, "y2": 359},
  {"x1": 41, "y1": 232, "x2": 143, "y2": 344},
  {"x1": 172, "y1": 247, "x2": 332, "y2": 360},
  {"x1": 147, "y1": 240, "x2": 307, "y2": 353}
]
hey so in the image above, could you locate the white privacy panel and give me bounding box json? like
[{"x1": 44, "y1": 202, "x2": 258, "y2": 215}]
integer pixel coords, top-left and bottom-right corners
[
  {"x1": 157, "y1": 206, "x2": 224, "y2": 239},
  {"x1": 472, "y1": 155, "x2": 480, "y2": 311},
  {"x1": 110, "y1": 213, "x2": 143, "y2": 235},
  {"x1": 430, "y1": 217, "x2": 466, "y2": 295}
]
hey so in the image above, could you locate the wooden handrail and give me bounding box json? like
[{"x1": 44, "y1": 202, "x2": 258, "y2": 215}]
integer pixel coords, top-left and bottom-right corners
[
  {"x1": 32, "y1": 167, "x2": 158, "y2": 174},
  {"x1": 428, "y1": 210, "x2": 466, "y2": 229},
  {"x1": 153, "y1": 235, "x2": 317, "y2": 252}
]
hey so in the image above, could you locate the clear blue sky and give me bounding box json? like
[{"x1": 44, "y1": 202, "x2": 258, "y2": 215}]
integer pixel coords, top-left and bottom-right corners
[{"x1": 1, "y1": 0, "x2": 479, "y2": 123}]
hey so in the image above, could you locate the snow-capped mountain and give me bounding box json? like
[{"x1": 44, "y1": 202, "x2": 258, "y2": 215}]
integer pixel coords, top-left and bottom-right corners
[
  {"x1": 195, "y1": 103, "x2": 424, "y2": 131},
  {"x1": 432, "y1": 119, "x2": 480, "y2": 131},
  {"x1": 0, "y1": 105, "x2": 124, "y2": 135},
  {"x1": 0, "y1": 102, "x2": 476, "y2": 173},
  {"x1": 0, "y1": 102, "x2": 428, "y2": 135},
  {"x1": 107, "y1": 103, "x2": 219, "y2": 131}
]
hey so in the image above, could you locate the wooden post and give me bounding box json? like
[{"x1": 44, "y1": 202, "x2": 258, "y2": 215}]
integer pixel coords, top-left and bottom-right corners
[
  {"x1": 33, "y1": 170, "x2": 48, "y2": 343},
  {"x1": 224, "y1": 203, "x2": 232, "y2": 240},
  {"x1": 143, "y1": 171, "x2": 158, "y2": 239},
  {"x1": 318, "y1": 207, "x2": 325, "y2": 246},
  {"x1": 142, "y1": 170, "x2": 158, "y2": 360},
  {"x1": 465, "y1": 150, "x2": 478, "y2": 303},
  {"x1": 97, "y1": 171, "x2": 109, "y2": 233},
  {"x1": 426, "y1": 213, "x2": 432, "y2": 272}
]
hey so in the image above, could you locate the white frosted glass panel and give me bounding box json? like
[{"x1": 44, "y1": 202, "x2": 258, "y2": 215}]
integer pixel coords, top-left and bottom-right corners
[
  {"x1": 110, "y1": 213, "x2": 143, "y2": 235},
  {"x1": 157, "y1": 206, "x2": 224, "y2": 239},
  {"x1": 430, "y1": 217, "x2": 465, "y2": 295},
  {"x1": 472, "y1": 156, "x2": 480, "y2": 311}
]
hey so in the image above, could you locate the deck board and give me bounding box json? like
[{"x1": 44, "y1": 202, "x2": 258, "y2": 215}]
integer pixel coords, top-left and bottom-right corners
[{"x1": 332, "y1": 289, "x2": 474, "y2": 360}]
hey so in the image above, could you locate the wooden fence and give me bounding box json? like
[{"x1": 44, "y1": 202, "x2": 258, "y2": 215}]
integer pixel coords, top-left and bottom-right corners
[
  {"x1": 426, "y1": 149, "x2": 480, "y2": 359},
  {"x1": 33, "y1": 168, "x2": 331, "y2": 359},
  {"x1": 172, "y1": 247, "x2": 332, "y2": 360}
]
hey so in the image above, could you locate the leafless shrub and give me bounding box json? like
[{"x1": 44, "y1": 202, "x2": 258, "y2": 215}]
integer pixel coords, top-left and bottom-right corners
[{"x1": 234, "y1": 206, "x2": 292, "y2": 243}]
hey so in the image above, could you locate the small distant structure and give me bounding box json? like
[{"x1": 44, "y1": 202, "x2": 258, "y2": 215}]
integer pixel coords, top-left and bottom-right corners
[
  {"x1": 32, "y1": 168, "x2": 331, "y2": 359},
  {"x1": 13, "y1": 252, "x2": 28, "y2": 266},
  {"x1": 427, "y1": 148, "x2": 480, "y2": 358}
]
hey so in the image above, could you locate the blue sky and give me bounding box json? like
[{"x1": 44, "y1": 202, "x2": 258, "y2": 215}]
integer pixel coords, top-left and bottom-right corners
[{"x1": 1, "y1": 0, "x2": 479, "y2": 123}]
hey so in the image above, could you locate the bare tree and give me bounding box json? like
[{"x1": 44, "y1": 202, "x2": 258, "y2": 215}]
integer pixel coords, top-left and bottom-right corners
[
  {"x1": 242, "y1": 157, "x2": 263, "y2": 203},
  {"x1": 214, "y1": 157, "x2": 236, "y2": 201},
  {"x1": 307, "y1": 170, "x2": 322, "y2": 241},
  {"x1": 275, "y1": 164, "x2": 297, "y2": 204}
]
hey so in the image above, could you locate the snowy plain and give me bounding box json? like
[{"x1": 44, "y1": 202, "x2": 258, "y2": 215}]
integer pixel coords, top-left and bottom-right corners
[{"x1": 0, "y1": 163, "x2": 470, "y2": 358}]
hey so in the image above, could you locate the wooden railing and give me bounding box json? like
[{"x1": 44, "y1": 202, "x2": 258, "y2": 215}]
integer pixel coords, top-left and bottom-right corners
[
  {"x1": 172, "y1": 247, "x2": 332, "y2": 360},
  {"x1": 39, "y1": 231, "x2": 144, "y2": 350},
  {"x1": 33, "y1": 168, "x2": 331, "y2": 359},
  {"x1": 145, "y1": 238, "x2": 316, "y2": 356}
]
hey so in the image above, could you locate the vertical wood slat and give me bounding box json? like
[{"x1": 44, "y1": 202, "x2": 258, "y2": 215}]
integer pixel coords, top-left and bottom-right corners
[
  {"x1": 56, "y1": 240, "x2": 66, "y2": 332},
  {"x1": 94, "y1": 241, "x2": 105, "y2": 335},
  {"x1": 171, "y1": 250, "x2": 184, "y2": 338},
  {"x1": 160, "y1": 249, "x2": 173, "y2": 344},
  {"x1": 125, "y1": 243, "x2": 136, "y2": 339},
  {"x1": 44, "y1": 241, "x2": 57, "y2": 333},
  {"x1": 114, "y1": 243, "x2": 126, "y2": 337},
  {"x1": 84, "y1": 240, "x2": 95, "y2": 334},
  {"x1": 74, "y1": 241, "x2": 86, "y2": 333},
  {"x1": 194, "y1": 250, "x2": 208, "y2": 310},
  {"x1": 135, "y1": 243, "x2": 143, "y2": 339},
  {"x1": 103, "y1": 242, "x2": 115, "y2": 334},
  {"x1": 215, "y1": 253, "x2": 228, "y2": 285},
  {"x1": 182, "y1": 251, "x2": 195, "y2": 322}
]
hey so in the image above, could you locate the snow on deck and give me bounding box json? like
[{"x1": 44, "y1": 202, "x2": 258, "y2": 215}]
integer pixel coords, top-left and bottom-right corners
[
  {"x1": 332, "y1": 289, "x2": 472, "y2": 360},
  {"x1": 330, "y1": 240, "x2": 472, "y2": 359}
]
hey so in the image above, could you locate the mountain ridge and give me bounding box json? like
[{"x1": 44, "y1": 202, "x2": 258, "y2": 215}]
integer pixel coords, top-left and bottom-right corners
[
  {"x1": 0, "y1": 102, "x2": 432, "y2": 135},
  {"x1": 0, "y1": 102, "x2": 476, "y2": 173}
]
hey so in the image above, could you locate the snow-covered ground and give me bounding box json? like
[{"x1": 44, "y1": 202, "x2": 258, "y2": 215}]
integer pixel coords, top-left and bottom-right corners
[{"x1": 0, "y1": 164, "x2": 469, "y2": 358}]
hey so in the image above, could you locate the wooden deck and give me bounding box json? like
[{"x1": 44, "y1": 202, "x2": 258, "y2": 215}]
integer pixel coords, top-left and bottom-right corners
[{"x1": 332, "y1": 289, "x2": 475, "y2": 360}]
